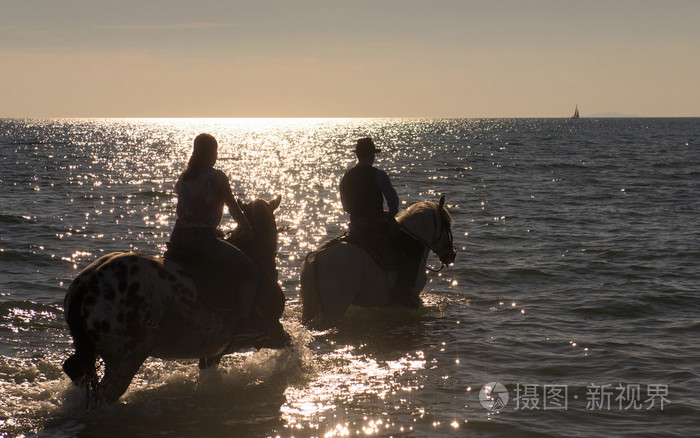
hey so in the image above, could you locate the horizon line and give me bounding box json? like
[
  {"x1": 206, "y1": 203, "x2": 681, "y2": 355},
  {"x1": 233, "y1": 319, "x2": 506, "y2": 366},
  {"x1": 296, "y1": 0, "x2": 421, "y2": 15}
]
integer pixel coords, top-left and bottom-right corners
[{"x1": 2, "y1": 115, "x2": 699, "y2": 120}]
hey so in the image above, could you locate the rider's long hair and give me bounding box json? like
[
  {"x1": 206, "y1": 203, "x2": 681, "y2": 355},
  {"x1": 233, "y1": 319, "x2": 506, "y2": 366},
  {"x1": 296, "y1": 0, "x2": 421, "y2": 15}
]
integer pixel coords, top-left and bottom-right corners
[{"x1": 181, "y1": 133, "x2": 218, "y2": 181}]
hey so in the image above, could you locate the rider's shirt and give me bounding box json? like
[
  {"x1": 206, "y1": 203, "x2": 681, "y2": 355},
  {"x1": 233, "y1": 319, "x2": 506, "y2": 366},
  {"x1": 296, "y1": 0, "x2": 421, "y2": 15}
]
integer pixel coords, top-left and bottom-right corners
[
  {"x1": 340, "y1": 161, "x2": 399, "y2": 222},
  {"x1": 174, "y1": 167, "x2": 229, "y2": 229}
]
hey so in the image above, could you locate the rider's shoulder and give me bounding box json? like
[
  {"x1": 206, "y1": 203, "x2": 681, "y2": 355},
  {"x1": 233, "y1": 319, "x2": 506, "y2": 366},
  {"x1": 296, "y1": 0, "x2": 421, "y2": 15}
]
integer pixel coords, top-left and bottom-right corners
[
  {"x1": 373, "y1": 167, "x2": 390, "y2": 179},
  {"x1": 213, "y1": 168, "x2": 228, "y2": 179},
  {"x1": 202, "y1": 168, "x2": 229, "y2": 183}
]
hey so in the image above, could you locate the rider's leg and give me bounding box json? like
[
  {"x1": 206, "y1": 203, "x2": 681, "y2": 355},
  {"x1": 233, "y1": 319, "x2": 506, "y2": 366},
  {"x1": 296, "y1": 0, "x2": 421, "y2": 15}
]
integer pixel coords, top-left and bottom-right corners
[
  {"x1": 390, "y1": 230, "x2": 425, "y2": 308},
  {"x1": 207, "y1": 237, "x2": 260, "y2": 311},
  {"x1": 208, "y1": 237, "x2": 267, "y2": 339},
  {"x1": 170, "y1": 228, "x2": 267, "y2": 340},
  {"x1": 237, "y1": 281, "x2": 258, "y2": 318}
]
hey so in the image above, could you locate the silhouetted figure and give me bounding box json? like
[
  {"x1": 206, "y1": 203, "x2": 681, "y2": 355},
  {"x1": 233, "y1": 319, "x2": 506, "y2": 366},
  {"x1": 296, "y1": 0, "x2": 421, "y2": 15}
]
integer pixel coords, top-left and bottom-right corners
[
  {"x1": 339, "y1": 138, "x2": 424, "y2": 308},
  {"x1": 169, "y1": 133, "x2": 265, "y2": 338}
]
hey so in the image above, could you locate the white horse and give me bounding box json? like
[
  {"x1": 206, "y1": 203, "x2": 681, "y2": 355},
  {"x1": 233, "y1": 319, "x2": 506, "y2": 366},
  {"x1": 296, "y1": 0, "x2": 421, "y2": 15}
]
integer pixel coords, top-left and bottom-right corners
[
  {"x1": 62, "y1": 196, "x2": 290, "y2": 404},
  {"x1": 300, "y1": 195, "x2": 457, "y2": 327}
]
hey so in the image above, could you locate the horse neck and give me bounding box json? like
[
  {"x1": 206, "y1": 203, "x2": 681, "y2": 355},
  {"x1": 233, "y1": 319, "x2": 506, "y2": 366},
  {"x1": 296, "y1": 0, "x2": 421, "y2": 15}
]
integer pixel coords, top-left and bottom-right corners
[
  {"x1": 227, "y1": 227, "x2": 277, "y2": 272},
  {"x1": 244, "y1": 207, "x2": 279, "y2": 273},
  {"x1": 253, "y1": 243, "x2": 277, "y2": 271},
  {"x1": 398, "y1": 204, "x2": 438, "y2": 244}
]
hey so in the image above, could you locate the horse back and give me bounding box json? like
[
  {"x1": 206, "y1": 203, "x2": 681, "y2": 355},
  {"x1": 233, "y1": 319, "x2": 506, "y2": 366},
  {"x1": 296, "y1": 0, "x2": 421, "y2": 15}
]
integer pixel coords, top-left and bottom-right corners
[
  {"x1": 308, "y1": 239, "x2": 393, "y2": 299},
  {"x1": 66, "y1": 252, "x2": 202, "y2": 359},
  {"x1": 309, "y1": 234, "x2": 399, "y2": 271}
]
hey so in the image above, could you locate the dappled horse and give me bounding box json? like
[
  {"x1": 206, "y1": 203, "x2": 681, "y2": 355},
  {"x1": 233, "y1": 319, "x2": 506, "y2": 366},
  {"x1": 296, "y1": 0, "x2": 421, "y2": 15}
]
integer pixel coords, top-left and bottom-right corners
[
  {"x1": 62, "y1": 196, "x2": 289, "y2": 403},
  {"x1": 300, "y1": 195, "x2": 457, "y2": 327}
]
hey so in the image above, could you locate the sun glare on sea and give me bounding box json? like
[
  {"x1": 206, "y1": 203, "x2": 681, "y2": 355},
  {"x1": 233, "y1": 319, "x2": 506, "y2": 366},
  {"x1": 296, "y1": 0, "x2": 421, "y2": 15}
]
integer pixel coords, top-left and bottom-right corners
[{"x1": 279, "y1": 344, "x2": 427, "y2": 436}]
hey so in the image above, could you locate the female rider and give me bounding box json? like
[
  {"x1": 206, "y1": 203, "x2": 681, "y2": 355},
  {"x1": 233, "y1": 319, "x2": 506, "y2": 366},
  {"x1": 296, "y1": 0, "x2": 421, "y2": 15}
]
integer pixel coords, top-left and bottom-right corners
[{"x1": 169, "y1": 133, "x2": 263, "y2": 338}]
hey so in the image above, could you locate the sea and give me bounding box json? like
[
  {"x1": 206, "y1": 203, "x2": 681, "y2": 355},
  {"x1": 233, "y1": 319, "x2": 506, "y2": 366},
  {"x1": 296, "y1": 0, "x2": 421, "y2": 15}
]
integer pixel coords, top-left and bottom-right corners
[{"x1": 0, "y1": 118, "x2": 698, "y2": 437}]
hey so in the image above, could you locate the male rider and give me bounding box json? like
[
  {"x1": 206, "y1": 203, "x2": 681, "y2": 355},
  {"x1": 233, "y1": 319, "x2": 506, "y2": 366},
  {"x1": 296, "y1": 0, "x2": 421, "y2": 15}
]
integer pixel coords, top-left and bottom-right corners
[{"x1": 339, "y1": 138, "x2": 424, "y2": 308}]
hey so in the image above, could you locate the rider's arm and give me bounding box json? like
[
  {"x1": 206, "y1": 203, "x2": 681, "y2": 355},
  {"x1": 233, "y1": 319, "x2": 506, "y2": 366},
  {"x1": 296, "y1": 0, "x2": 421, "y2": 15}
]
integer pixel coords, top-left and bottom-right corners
[
  {"x1": 375, "y1": 170, "x2": 399, "y2": 216},
  {"x1": 339, "y1": 175, "x2": 351, "y2": 214},
  {"x1": 221, "y1": 177, "x2": 253, "y2": 235}
]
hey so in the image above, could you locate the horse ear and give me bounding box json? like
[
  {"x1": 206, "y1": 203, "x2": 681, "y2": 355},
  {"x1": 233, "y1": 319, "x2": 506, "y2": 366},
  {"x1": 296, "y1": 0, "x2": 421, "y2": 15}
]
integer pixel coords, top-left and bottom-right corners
[
  {"x1": 270, "y1": 195, "x2": 282, "y2": 211},
  {"x1": 438, "y1": 195, "x2": 446, "y2": 209}
]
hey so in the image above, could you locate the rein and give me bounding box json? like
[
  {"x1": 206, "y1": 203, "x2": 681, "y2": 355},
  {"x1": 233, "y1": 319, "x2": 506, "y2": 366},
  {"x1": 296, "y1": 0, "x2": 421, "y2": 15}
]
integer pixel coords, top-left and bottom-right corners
[
  {"x1": 400, "y1": 205, "x2": 454, "y2": 270},
  {"x1": 225, "y1": 223, "x2": 280, "y2": 280},
  {"x1": 426, "y1": 262, "x2": 446, "y2": 273}
]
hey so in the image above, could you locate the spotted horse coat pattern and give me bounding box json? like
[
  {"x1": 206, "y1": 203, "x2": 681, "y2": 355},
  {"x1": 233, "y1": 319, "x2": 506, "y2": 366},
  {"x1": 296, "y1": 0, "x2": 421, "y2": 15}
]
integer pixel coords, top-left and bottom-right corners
[{"x1": 63, "y1": 196, "x2": 287, "y2": 404}]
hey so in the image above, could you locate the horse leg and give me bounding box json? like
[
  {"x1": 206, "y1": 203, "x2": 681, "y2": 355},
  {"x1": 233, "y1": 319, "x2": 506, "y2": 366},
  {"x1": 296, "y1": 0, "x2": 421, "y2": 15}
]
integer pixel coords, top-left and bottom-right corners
[
  {"x1": 254, "y1": 320, "x2": 291, "y2": 349},
  {"x1": 389, "y1": 232, "x2": 425, "y2": 308},
  {"x1": 301, "y1": 253, "x2": 354, "y2": 327},
  {"x1": 63, "y1": 353, "x2": 98, "y2": 390},
  {"x1": 63, "y1": 281, "x2": 99, "y2": 389},
  {"x1": 300, "y1": 258, "x2": 321, "y2": 325},
  {"x1": 318, "y1": 276, "x2": 355, "y2": 326},
  {"x1": 94, "y1": 354, "x2": 147, "y2": 404},
  {"x1": 198, "y1": 356, "x2": 222, "y2": 370}
]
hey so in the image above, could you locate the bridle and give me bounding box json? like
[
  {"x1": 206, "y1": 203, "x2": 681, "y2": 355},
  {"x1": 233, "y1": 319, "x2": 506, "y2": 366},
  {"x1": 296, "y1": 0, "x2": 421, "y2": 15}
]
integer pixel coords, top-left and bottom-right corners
[
  {"x1": 400, "y1": 206, "x2": 456, "y2": 272},
  {"x1": 433, "y1": 215, "x2": 454, "y2": 257},
  {"x1": 224, "y1": 205, "x2": 279, "y2": 278}
]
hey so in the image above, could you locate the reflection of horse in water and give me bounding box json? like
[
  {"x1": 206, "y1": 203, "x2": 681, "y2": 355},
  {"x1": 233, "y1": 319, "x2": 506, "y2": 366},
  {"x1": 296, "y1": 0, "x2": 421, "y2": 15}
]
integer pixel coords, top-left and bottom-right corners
[
  {"x1": 300, "y1": 195, "x2": 457, "y2": 327},
  {"x1": 62, "y1": 197, "x2": 290, "y2": 404}
]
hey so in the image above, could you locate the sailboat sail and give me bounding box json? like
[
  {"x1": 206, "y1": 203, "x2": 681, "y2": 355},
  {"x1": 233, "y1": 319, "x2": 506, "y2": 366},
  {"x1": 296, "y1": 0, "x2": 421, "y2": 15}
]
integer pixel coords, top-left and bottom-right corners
[{"x1": 572, "y1": 105, "x2": 580, "y2": 119}]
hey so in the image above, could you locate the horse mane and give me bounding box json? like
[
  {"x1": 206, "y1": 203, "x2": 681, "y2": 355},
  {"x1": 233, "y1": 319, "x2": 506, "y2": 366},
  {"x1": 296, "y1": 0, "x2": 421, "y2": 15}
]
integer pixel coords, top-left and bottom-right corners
[
  {"x1": 395, "y1": 200, "x2": 453, "y2": 245},
  {"x1": 227, "y1": 198, "x2": 280, "y2": 272},
  {"x1": 246, "y1": 199, "x2": 279, "y2": 237},
  {"x1": 397, "y1": 200, "x2": 453, "y2": 226}
]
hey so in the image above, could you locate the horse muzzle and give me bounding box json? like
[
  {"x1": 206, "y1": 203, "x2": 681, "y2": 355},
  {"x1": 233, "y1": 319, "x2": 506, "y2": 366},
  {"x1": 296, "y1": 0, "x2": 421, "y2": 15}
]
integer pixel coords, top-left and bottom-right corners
[{"x1": 437, "y1": 246, "x2": 457, "y2": 266}]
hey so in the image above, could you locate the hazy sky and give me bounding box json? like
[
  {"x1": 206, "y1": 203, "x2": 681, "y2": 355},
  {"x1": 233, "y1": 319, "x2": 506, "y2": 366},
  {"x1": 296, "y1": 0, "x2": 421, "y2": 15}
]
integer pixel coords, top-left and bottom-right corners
[{"x1": 2, "y1": 0, "x2": 699, "y2": 118}]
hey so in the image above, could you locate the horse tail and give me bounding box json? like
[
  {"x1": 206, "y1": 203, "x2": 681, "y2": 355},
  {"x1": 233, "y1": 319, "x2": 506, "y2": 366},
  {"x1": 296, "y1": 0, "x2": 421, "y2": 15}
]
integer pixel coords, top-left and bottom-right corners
[
  {"x1": 300, "y1": 252, "x2": 321, "y2": 325},
  {"x1": 63, "y1": 278, "x2": 98, "y2": 393}
]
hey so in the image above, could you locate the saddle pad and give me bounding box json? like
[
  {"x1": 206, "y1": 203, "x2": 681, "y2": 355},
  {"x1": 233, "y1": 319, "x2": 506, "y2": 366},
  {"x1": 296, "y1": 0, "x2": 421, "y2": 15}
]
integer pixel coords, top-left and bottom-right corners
[{"x1": 309, "y1": 234, "x2": 400, "y2": 271}]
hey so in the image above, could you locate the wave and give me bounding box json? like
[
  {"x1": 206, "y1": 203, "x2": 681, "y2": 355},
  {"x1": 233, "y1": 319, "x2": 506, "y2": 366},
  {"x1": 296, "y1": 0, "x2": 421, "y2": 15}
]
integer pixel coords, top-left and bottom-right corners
[
  {"x1": 506, "y1": 267, "x2": 554, "y2": 277},
  {"x1": 0, "y1": 300, "x2": 64, "y2": 332},
  {"x1": 0, "y1": 298, "x2": 62, "y2": 311},
  {"x1": 570, "y1": 289, "x2": 700, "y2": 319},
  {"x1": 0, "y1": 214, "x2": 37, "y2": 224},
  {"x1": 639, "y1": 291, "x2": 700, "y2": 309},
  {"x1": 128, "y1": 190, "x2": 175, "y2": 198},
  {"x1": 570, "y1": 300, "x2": 657, "y2": 318},
  {"x1": 1, "y1": 320, "x2": 312, "y2": 438},
  {"x1": 534, "y1": 162, "x2": 591, "y2": 170},
  {"x1": 0, "y1": 249, "x2": 63, "y2": 267}
]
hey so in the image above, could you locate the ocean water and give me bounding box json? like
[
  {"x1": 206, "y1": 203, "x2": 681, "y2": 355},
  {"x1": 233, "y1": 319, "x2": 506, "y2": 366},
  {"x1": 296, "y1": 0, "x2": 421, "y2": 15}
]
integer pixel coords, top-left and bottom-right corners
[{"x1": 0, "y1": 118, "x2": 698, "y2": 437}]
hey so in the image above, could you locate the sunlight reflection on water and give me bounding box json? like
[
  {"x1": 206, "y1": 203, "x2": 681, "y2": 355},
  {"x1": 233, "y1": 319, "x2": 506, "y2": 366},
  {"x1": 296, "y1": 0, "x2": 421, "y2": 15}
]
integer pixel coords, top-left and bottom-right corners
[
  {"x1": 2, "y1": 118, "x2": 473, "y2": 436},
  {"x1": 280, "y1": 344, "x2": 427, "y2": 426},
  {"x1": 3, "y1": 118, "x2": 698, "y2": 437}
]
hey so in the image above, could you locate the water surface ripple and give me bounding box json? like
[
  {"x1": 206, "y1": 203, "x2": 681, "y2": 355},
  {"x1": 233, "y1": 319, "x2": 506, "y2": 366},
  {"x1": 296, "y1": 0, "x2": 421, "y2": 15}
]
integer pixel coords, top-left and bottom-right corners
[{"x1": 0, "y1": 118, "x2": 698, "y2": 436}]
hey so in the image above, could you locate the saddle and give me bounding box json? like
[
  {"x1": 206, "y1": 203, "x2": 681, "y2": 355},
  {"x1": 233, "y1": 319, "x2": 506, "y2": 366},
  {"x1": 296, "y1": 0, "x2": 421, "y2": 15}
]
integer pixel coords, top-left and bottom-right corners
[{"x1": 163, "y1": 242, "x2": 241, "y2": 310}]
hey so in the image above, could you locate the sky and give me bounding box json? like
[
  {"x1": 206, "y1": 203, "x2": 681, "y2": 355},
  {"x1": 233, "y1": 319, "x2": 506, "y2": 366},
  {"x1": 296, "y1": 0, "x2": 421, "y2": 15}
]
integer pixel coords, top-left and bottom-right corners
[{"x1": 1, "y1": 0, "x2": 699, "y2": 118}]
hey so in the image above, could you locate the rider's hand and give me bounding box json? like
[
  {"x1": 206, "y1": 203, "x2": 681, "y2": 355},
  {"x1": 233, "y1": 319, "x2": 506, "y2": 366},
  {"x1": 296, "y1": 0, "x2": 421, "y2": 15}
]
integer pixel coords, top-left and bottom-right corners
[
  {"x1": 239, "y1": 227, "x2": 254, "y2": 247},
  {"x1": 239, "y1": 220, "x2": 254, "y2": 237}
]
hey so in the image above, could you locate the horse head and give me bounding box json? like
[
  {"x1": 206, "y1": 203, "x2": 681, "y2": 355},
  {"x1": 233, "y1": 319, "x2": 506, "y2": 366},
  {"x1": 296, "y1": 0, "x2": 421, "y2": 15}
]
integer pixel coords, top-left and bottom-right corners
[
  {"x1": 434, "y1": 195, "x2": 457, "y2": 266},
  {"x1": 229, "y1": 195, "x2": 289, "y2": 347},
  {"x1": 246, "y1": 195, "x2": 281, "y2": 269},
  {"x1": 229, "y1": 195, "x2": 282, "y2": 268},
  {"x1": 398, "y1": 195, "x2": 457, "y2": 267}
]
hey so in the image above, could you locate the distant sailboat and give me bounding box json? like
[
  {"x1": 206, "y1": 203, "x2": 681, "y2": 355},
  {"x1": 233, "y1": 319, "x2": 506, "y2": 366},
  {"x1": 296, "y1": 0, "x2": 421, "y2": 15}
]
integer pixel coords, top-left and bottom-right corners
[{"x1": 572, "y1": 104, "x2": 580, "y2": 119}]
